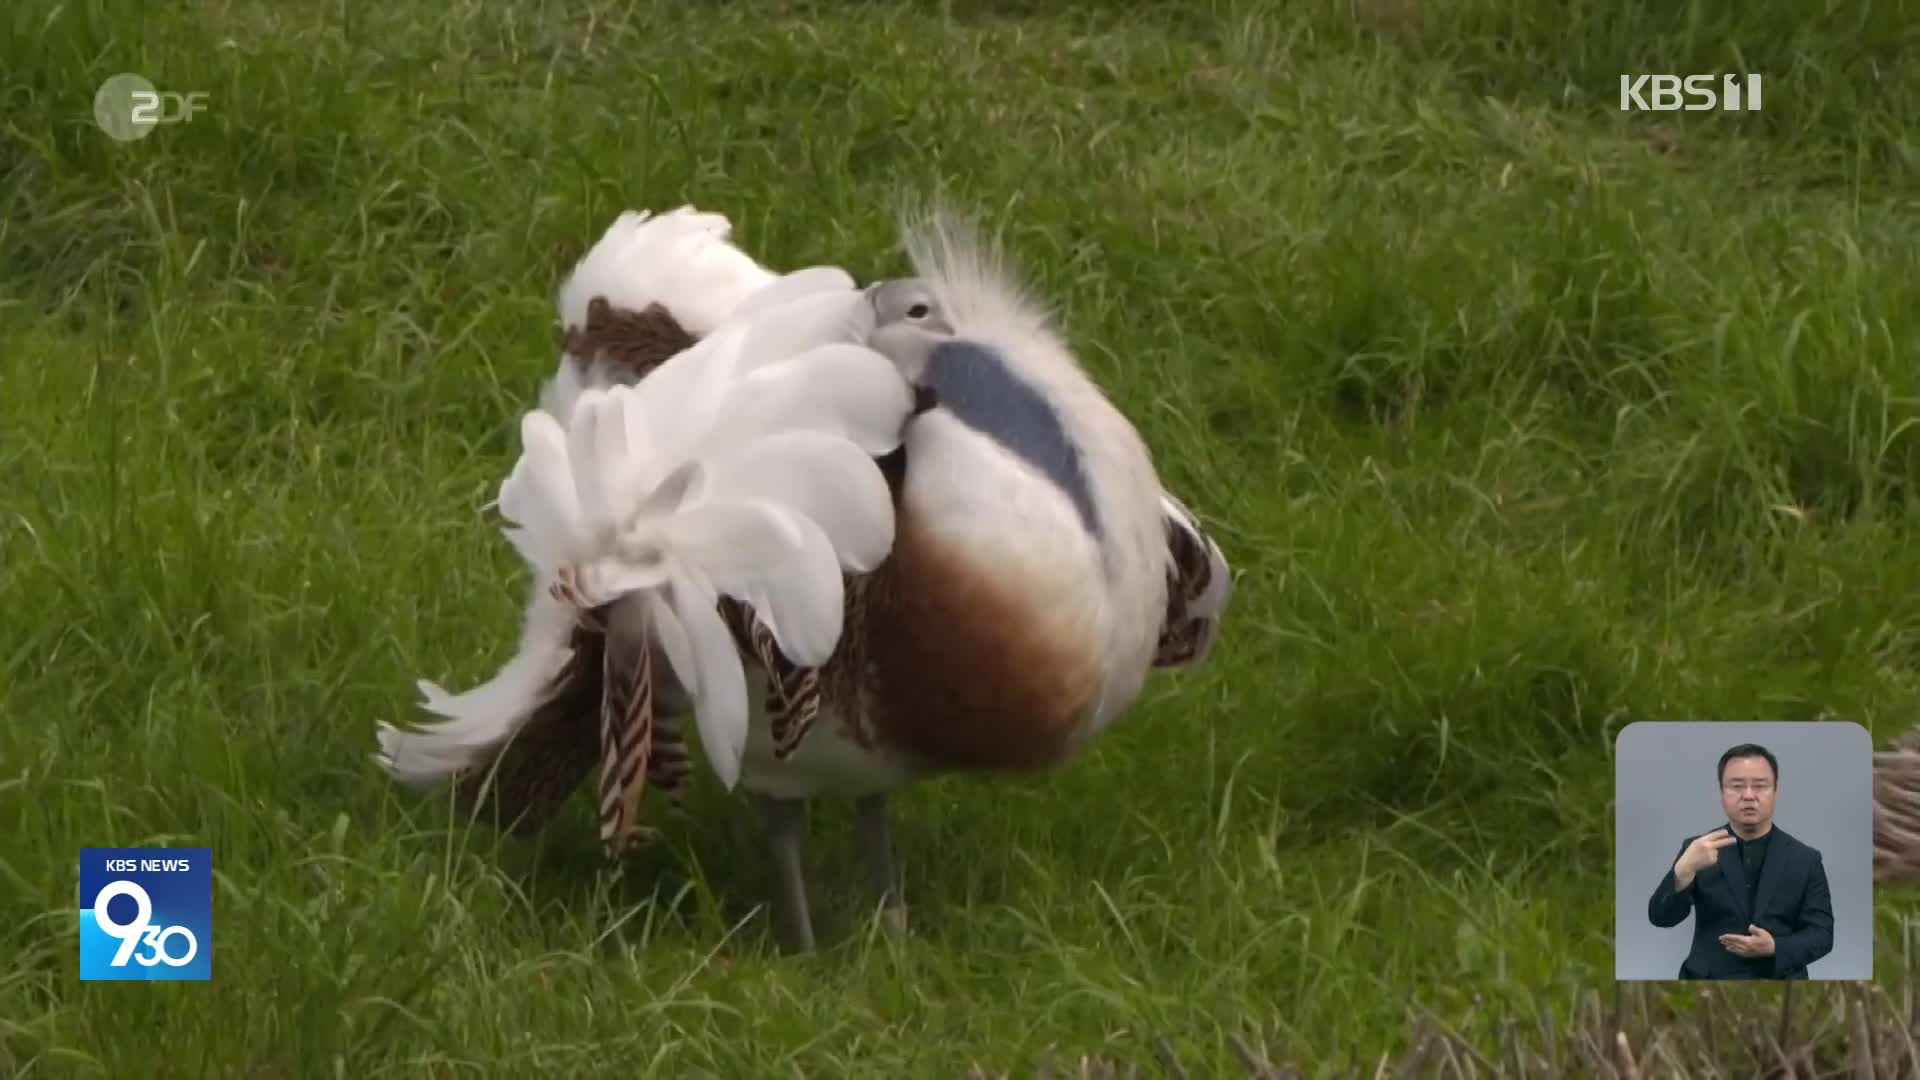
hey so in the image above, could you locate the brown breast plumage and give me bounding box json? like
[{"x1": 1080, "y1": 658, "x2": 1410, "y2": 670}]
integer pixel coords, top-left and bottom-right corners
[{"x1": 850, "y1": 506, "x2": 1105, "y2": 773}]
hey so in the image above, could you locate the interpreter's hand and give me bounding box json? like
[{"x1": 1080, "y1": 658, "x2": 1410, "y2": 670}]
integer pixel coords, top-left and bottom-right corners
[
  {"x1": 1673, "y1": 829, "x2": 1737, "y2": 887},
  {"x1": 1719, "y1": 924, "x2": 1776, "y2": 958}
]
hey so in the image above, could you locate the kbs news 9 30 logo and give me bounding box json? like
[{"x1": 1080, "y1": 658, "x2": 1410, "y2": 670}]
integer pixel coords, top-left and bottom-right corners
[{"x1": 79, "y1": 847, "x2": 211, "y2": 981}]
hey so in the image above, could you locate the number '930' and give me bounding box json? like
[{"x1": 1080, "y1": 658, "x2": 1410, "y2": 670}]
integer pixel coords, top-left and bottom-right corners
[{"x1": 93, "y1": 881, "x2": 199, "y2": 966}]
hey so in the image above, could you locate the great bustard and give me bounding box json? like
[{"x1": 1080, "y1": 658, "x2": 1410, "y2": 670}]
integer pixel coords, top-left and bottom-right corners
[{"x1": 377, "y1": 206, "x2": 1232, "y2": 950}]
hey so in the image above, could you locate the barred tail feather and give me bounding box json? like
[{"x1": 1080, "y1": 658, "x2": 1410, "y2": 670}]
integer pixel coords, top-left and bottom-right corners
[{"x1": 1153, "y1": 490, "x2": 1232, "y2": 670}]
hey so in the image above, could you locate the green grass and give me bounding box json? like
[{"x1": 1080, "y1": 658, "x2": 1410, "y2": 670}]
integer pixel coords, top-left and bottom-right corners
[{"x1": 5, "y1": 0, "x2": 1920, "y2": 1074}]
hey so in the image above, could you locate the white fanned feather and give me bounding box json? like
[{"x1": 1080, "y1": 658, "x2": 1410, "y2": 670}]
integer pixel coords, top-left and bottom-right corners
[
  {"x1": 558, "y1": 207, "x2": 775, "y2": 341},
  {"x1": 377, "y1": 210, "x2": 911, "y2": 793},
  {"x1": 539, "y1": 207, "x2": 866, "y2": 426},
  {"x1": 541, "y1": 207, "x2": 781, "y2": 424}
]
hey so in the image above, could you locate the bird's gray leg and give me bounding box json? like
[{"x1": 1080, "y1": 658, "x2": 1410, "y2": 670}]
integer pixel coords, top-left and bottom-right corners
[
  {"x1": 855, "y1": 791, "x2": 908, "y2": 935},
  {"x1": 756, "y1": 794, "x2": 815, "y2": 952}
]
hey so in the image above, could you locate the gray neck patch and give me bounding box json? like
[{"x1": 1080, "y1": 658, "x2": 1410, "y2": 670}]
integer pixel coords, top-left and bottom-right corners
[{"x1": 922, "y1": 340, "x2": 1102, "y2": 541}]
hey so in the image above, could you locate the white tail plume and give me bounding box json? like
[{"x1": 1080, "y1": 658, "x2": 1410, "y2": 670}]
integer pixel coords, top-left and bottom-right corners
[{"x1": 376, "y1": 581, "x2": 579, "y2": 790}]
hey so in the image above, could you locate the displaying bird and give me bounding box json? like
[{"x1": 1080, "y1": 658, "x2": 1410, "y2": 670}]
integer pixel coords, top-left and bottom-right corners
[
  {"x1": 376, "y1": 206, "x2": 1234, "y2": 951},
  {"x1": 377, "y1": 207, "x2": 916, "y2": 853}
]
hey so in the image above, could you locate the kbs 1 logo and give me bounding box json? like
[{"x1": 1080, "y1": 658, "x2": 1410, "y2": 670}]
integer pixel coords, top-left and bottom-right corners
[
  {"x1": 1619, "y1": 74, "x2": 1763, "y2": 112},
  {"x1": 79, "y1": 847, "x2": 211, "y2": 980}
]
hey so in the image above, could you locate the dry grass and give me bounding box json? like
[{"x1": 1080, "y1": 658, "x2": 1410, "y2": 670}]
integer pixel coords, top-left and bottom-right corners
[{"x1": 966, "y1": 974, "x2": 1920, "y2": 1077}]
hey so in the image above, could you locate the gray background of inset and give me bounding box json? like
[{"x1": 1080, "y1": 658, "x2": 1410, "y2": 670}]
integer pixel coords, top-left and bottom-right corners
[{"x1": 1614, "y1": 720, "x2": 1873, "y2": 980}]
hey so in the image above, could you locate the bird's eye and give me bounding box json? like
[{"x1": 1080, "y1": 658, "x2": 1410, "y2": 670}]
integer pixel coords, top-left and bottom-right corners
[{"x1": 907, "y1": 302, "x2": 930, "y2": 319}]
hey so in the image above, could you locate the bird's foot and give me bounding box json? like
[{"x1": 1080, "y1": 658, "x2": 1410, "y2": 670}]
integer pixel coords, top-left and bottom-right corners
[
  {"x1": 856, "y1": 791, "x2": 908, "y2": 939},
  {"x1": 601, "y1": 824, "x2": 660, "y2": 860}
]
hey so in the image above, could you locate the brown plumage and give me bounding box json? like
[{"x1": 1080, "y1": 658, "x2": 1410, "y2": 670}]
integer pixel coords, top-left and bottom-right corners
[
  {"x1": 562, "y1": 297, "x2": 697, "y2": 379},
  {"x1": 859, "y1": 509, "x2": 1105, "y2": 771},
  {"x1": 447, "y1": 615, "x2": 602, "y2": 836}
]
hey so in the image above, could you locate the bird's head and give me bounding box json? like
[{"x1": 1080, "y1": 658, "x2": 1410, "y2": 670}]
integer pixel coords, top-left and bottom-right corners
[
  {"x1": 860, "y1": 209, "x2": 1084, "y2": 403},
  {"x1": 864, "y1": 277, "x2": 952, "y2": 381}
]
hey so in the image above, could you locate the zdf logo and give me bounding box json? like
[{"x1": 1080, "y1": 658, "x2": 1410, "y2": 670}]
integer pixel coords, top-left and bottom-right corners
[
  {"x1": 92, "y1": 72, "x2": 209, "y2": 142},
  {"x1": 1619, "y1": 74, "x2": 1763, "y2": 112},
  {"x1": 90, "y1": 880, "x2": 200, "y2": 967}
]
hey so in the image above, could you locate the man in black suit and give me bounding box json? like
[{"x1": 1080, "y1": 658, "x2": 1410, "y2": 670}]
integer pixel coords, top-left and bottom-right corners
[{"x1": 1647, "y1": 743, "x2": 1835, "y2": 979}]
